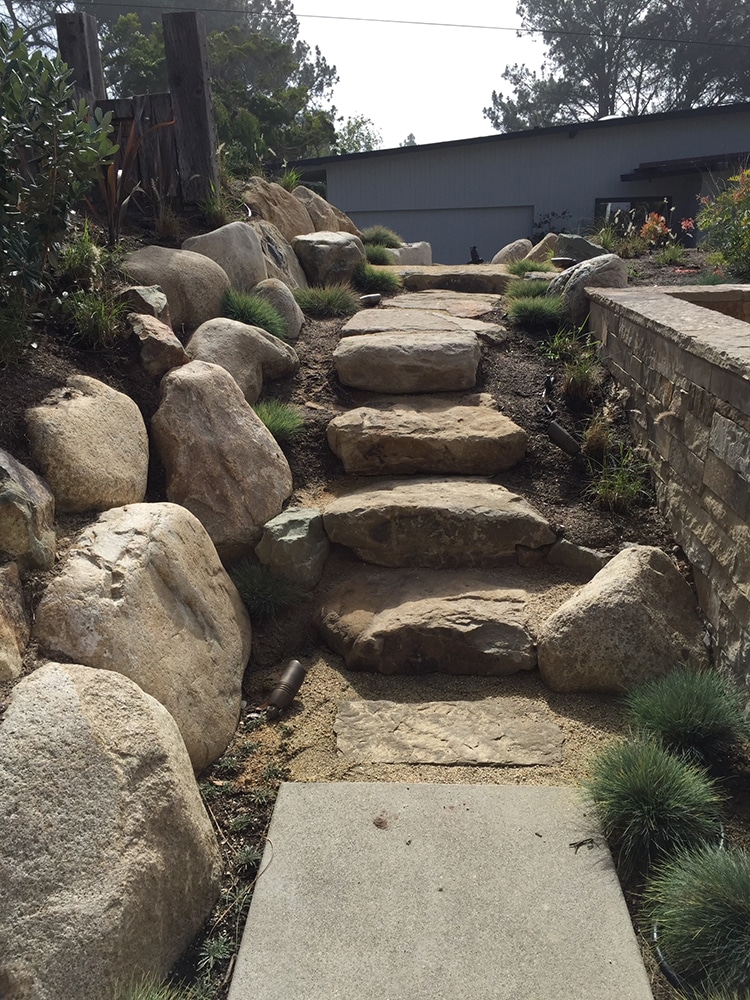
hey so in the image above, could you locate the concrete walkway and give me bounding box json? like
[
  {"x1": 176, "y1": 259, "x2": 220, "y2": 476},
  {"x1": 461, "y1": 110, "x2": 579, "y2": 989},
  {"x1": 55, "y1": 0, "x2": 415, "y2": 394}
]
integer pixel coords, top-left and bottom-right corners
[{"x1": 228, "y1": 783, "x2": 654, "y2": 1000}]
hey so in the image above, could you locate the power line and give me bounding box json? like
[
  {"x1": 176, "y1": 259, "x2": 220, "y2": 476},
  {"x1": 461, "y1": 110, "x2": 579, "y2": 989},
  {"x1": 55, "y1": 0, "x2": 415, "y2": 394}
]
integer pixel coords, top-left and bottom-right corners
[{"x1": 67, "y1": 2, "x2": 750, "y2": 52}]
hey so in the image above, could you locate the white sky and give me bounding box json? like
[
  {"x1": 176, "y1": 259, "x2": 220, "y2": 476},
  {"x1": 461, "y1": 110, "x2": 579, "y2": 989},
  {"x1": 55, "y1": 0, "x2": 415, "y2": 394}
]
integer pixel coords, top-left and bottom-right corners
[{"x1": 295, "y1": 1, "x2": 545, "y2": 148}]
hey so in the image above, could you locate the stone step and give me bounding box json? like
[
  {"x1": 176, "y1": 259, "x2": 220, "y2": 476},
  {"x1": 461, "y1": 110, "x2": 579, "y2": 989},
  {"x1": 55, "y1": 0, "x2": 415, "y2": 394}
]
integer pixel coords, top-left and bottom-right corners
[
  {"x1": 326, "y1": 399, "x2": 528, "y2": 476},
  {"x1": 227, "y1": 783, "x2": 655, "y2": 1000},
  {"x1": 383, "y1": 288, "x2": 501, "y2": 318},
  {"x1": 341, "y1": 307, "x2": 505, "y2": 340},
  {"x1": 391, "y1": 263, "x2": 514, "y2": 294},
  {"x1": 333, "y1": 332, "x2": 480, "y2": 393},
  {"x1": 318, "y1": 561, "x2": 536, "y2": 675},
  {"x1": 322, "y1": 478, "x2": 556, "y2": 568}
]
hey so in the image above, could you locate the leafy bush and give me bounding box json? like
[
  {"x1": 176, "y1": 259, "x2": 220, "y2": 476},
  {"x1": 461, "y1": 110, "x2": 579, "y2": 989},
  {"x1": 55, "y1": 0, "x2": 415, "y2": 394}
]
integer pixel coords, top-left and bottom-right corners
[
  {"x1": 584, "y1": 737, "x2": 724, "y2": 881},
  {"x1": 506, "y1": 295, "x2": 567, "y2": 332},
  {"x1": 587, "y1": 444, "x2": 652, "y2": 513},
  {"x1": 222, "y1": 289, "x2": 287, "y2": 338},
  {"x1": 253, "y1": 399, "x2": 303, "y2": 441},
  {"x1": 646, "y1": 846, "x2": 750, "y2": 994},
  {"x1": 292, "y1": 284, "x2": 359, "y2": 318},
  {"x1": 351, "y1": 262, "x2": 402, "y2": 295},
  {"x1": 506, "y1": 259, "x2": 556, "y2": 276},
  {"x1": 230, "y1": 559, "x2": 306, "y2": 620},
  {"x1": 697, "y1": 169, "x2": 750, "y2": 278},
  {"x1": 365, "y1": 243, "x2": 396, "y2": 265},
  {"x1": 625, "y1": 668, "x2": 750, "y2": 775},
  {"x1": 505, "y1": 278, "x2": 551, "y2": 299},
  {"x1": 360, "y1": 224, "x2": 403, "y2": 248}
]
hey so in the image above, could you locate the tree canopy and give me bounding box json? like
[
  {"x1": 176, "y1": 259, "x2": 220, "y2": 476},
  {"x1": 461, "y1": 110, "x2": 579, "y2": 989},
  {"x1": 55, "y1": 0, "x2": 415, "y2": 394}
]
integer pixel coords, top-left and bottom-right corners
[{"x1": 484, "y1": 0, "x2": 750, "y2": 132}]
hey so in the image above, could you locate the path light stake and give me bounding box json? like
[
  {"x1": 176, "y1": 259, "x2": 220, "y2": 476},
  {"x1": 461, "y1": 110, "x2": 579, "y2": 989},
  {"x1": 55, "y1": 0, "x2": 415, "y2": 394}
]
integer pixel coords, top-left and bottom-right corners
[{"x1": 266, "y1": 659, "x2": 308, "y2": 721}]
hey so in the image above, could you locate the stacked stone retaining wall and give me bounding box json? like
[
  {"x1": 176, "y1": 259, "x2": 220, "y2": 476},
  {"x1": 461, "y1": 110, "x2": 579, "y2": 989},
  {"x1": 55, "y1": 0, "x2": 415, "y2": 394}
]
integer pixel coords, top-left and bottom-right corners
[{"x1": 588, "y1": 286, "x2": 750, "y2": 683}]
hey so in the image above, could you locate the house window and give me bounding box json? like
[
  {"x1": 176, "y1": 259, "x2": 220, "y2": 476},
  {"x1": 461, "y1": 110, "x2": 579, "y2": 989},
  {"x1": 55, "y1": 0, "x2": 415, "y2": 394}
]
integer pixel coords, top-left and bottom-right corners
[{"x1": 594, "y1": 196, "x2": 673, "y2": 229}]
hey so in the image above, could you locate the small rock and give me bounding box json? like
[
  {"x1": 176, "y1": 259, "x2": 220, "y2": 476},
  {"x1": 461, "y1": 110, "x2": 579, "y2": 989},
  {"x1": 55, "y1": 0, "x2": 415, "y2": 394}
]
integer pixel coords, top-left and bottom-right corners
[
  {"x1": 255, "y1": 508, "x2": 330, "y2": 589},
  {"x1": 0, "y1": 449, "x2": 56, "y2": 571}
]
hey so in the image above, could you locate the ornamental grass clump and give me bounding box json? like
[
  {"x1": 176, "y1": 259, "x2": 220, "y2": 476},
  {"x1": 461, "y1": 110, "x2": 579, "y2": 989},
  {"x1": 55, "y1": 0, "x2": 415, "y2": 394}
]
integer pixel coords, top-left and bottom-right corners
[
  {"x1": 230, "y1": 559, "x2": 306, "y2": 620},
  {"x1": 222, "y1": 289, "x2": 287, "y2": 339},
  {"x1": 506, "y1": 258, "x2": 555, "y2": 276},
  {"x1": 587, "y1": 443, "x2": 652, "y2": 514},
  {"x1": 360, "y1": 224, "x2": 403, "y2": 248},
  {"x1": 506, "y1": 294, "x2": 567, "y2": 333},
  {"x1": 505, "y1": 278, "x2": 550, "y2": 299},
  {"x1": 625, "y1": 667, "x2": 750, "y2": 776},
  {"x1": 253, "y1": 399, "x2": 303, "y2": 442},
  {"x1": 292, "y1": 284, "x2": 359, "y2": 318},
  {"x1": 365, "y1": 243, "x2": 396, "y2": 265},
  {"x1": 351, "y1": 261, "x2": 402, "y2": 295},
  {"x1": 645, "y1": 846, "x2": 750, "y2": 995},
  {"x1": 584, "y1": 736, "x2": 724, "y2": 883}
]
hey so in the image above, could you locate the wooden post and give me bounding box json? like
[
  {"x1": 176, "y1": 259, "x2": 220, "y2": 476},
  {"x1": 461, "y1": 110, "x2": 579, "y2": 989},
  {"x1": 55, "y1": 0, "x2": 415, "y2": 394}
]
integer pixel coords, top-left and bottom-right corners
[
  {"x1": 55, "y1": 12, "x2": 107, "y2": 106},
  {"x1": 162, "y1": 11, "x2": 219, "y2": 204},
  {"x1": 134, "y1": 93, "x2": 180, "y2": 200}
]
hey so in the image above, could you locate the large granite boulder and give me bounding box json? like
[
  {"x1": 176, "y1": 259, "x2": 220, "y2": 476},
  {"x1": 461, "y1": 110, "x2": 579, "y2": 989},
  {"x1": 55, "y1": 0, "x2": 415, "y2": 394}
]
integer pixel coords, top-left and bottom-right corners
[
  {"x1": 123, "y1": 246, "x2": 230, "y2": 331},
  {"x1": 151, "y1": 362, "x2": 293, "y2": 561},
  {"x1": 319, "y1": 561, "x2": 536, "y2": 675},
  {"x1": 323, "y1": 479, "x2": 556, "y2": 568},
  {"x1": 333, "y1": 332, "x2": 481, "y2": 393},
  {"x1": 255, "y1": 507, "x2": 330, "y2": 589},
  {"x1": 242, "y1": 177, "x2": 314, "y2": 242},
  {"x1": 127, "y1": 313, "x2": 189, "y2": 379},
  {"x1": 330, "y1": 203, "x2": 361, "y2": 236},
  {"x1": 546, "y1": 253, "x2": 628, "y2": 325},
  {"x1": 327, "y1": 402, "x2": 528, "y2": 475},
  {"x1": 33, "y1": 503, "x2": 252, "y2": 771},
  {"x1": 556, "y1": 234, "x2": 607, "y2": 262},
  {"x1": 0, "y1": 662, "x2": 222, "y2": 999},
  {"x1": 251, "y1": 278, "x2": 305, "y2": 341},
  {"x1": 0, "y1": 562, "x2": 28, "y2": 681},
  {"x1": 536, "y1": 545, "x2": 708, "y2": 693},
  {"x1": 387, "y1": 242, "x2": 432, "y2": 266},
  {"x1": 523, "y1": 232, "x2": 559, "y2": 263},
  {"x1": 292, "y1": 185, "x2": 340, "y2": 231},
  {"x1": 292, "y1": 231, "x2": 366, "y2": 286},
  {"x1": 26, "y1": 375, "x2": 148, "y2": 514},
  {"x1": 186, "y1": 318, "x2": 299, "y2": 403},
  {"x1": 491, "y1": 239, "x2": 532, "y2": 265},
  {"x1": 0, "y1": 449, "x2": 55, "y2": 571},
  {"x1": 250, "y1": 219, "x2": 309, "y2": 289},
  {"x1": 182, "y1": 221, "x2": 268, "y2": 292}
]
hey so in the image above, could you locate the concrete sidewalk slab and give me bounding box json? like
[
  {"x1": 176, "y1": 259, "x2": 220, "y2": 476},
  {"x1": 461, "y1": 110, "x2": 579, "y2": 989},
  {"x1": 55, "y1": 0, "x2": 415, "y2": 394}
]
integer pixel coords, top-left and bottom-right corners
[{"x1": 228, "y1": 783, "x2": 654, "y2": 1000}]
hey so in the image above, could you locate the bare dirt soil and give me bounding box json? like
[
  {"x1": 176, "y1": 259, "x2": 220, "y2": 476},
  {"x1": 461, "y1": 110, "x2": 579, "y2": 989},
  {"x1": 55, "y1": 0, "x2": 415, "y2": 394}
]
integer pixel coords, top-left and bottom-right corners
[{"x1": 2, "y1": 246, "x2": 745, "y2": 999}]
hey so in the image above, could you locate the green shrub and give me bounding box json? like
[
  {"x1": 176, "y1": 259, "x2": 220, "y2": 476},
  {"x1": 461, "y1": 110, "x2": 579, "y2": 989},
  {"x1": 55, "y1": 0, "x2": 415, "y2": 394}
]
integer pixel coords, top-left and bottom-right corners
[
  {"x1": 365, "y1": 243, "x2": 396, "y2": 265},
  {"x1": 646, "y1": 846, "x2": 750, "y2": 994},
  {"x1": 561, "y1": 351, "x2": 604, "y2": 409},
  {"x1": 584, "y1": 737, "x2": 724, "y2": 882},
  {"x1": 292, "y1": 284, "x2": 359, "y2": 318},
  {"x1": 654, "y1": 243, "x2": 687, "y2": 266},
  {"x1": 506, "y1": 259, "x2": 555, "y2": 276},
  {"x1": 360, "y1": 224, "x2": 403, "y2": 248},
  {"x1": 222, "y1": 289, "x2": 287, "y2": 338},
  {"x1": 230, "y1": 559, "x2": 307, "y2": 620},
  {"x1": 253, "y1": 399, "x2": 303, "y2": 441},
  {"x1": 697, "y1": 169, "x2": 750, "y2": 278},
  {"x1": 587, "y1": 444, "x2": 652, "y2": 513},
  {"x1": 506, "y1": 294, "x2": 567, "y2": 332},
  {"x1": 55, "y1": 221, "x2": 104, "y2": 290},
  {"x1": 505, "y1": 278, "x2": 551, "y2": 299},
  {"x1": 62, "y1": 290, "x2": 126, "y2": 348},
  {"x1": 351, "y1": 262, "x2": 403, "y2": 295},
  {"x1": 695, "y1": 269, "x2": 726, "y2": 285},
  {"x1": 625, "y1": 668, "x2": 750, "y2": 775}
]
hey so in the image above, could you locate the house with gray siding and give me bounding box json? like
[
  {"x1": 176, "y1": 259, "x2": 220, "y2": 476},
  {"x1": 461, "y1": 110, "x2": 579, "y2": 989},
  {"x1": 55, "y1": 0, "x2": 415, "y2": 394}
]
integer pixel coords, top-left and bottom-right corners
[{"x1": 294, "y1": 104, "x2": 750, "y2": 265}]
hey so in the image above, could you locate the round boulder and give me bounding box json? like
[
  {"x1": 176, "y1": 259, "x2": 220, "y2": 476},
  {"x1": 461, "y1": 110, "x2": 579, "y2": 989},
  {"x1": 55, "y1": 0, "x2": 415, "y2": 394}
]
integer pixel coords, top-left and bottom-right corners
[
  {"x1": 182, "y1": 220, "x2": 268, "y2": 292},
  {"x1": 252, "y1": 278, "x2": 305, "y2": 340},
  {"x1": 546, "y1": 253, "x2": 628, "y2": 325},
  {"x1": 293, "y1": 231, "x2": 366, "y2": 286},
  {"x1": 491, "y1": 239, "x2": 532, "y2": 265}
]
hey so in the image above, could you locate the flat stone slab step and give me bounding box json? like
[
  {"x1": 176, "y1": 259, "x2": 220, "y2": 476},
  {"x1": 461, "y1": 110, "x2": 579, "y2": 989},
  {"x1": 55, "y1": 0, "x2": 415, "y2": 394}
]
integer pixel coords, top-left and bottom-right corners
[
  {"x1": 333, "y1": 332, "x2": 480, "y2": 394},
  {"x1": 341, "y1": 308, "x2": 505, "y2": 339},
  {"x1": 227, "y1": 783, "x2": 655, "y2": 1000},
  {"x1": 326, "y1": 401, "x2": 528, "y2": 475},
  {"x1": 384, "y1": 289, "x2": 501, "y2": 317},
  {"x1": 319, "y1": 563, "x2": 536, "y2": 674},
  {"x1": 322, "y1": 479, "x2": 556, "y2": 568},
  {"x1": 392, "y1": 263, "x2": 513, "y2": 294},
  {"x1": 335, "y1": 699, "x2": 563, "y2": 765}
]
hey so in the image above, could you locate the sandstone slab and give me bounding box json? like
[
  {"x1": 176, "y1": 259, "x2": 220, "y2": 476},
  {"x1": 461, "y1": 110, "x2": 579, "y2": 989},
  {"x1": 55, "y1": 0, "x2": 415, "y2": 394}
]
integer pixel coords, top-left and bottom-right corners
[
  {"x1": 333, "y1": 332, "x2": 480, "y2": 393},
  {"x1": 33, "y1": 503, "x2": 253, "y2": 772},
  {"x1": 341, "y1": 308, "x2": 503, "y2": 338},
  {"x1": 383, "y1": 290, "x2": 501, "y2": 318},
  {"x1": 335, "y1": 700, "x2": 563, "y2": 765},
  {"x1": 26, "y1": 375, "x2": 148, "y2": 514},
  {"x1": 293, "y1": 231, "x2": 366, "y2": 286},
  {"x1": 0, "y1": 662, "x2": 221, "y2": 1000},
  {"x1": 319, "y1": 563, "x2": 536, "y2": 674},
  {"x1": 123, "y1": 245, "x2": 230, "y2": 331},
  {"x1": 322, "y1": 480, "x2": 555, "y2": 568},
  {"x1": 397, "y1": 265, "x2": 513, "y2": 294},
  {"x1": 152, "y1": 362, "x2": 293, "y2": 560},
  {"x1": 182, "y1": 220, "x2": 268, "y2": 292},
  {"x1": 0, "y1": 562, "x2": 28, "y2": 682},
  {"x1": 0, "y1": 449, "x2": 55, "y2": 571},
  {"x1": 327, "y1": 403, "x2": 528, "y2": 475},
  {"x1": 537, "y1": 545, "x2": 708, "y2": 693}
]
